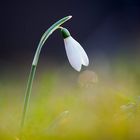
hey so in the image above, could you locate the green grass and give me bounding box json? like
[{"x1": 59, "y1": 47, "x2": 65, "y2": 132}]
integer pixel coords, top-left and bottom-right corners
[{"x1": 0, "y1": 61, "x2": 140, "y2": 140}]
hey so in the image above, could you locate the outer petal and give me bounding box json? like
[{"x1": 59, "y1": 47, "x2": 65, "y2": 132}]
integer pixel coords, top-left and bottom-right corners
[
  {"x1": 70, "y1": 37, "x2": 89, "y2": 66},
  {"x1": 64, "y1": 36, "x2": 82, "y2": 71}
]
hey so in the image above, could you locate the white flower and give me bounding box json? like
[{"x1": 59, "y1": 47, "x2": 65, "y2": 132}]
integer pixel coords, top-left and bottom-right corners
[{"x1": 64, "y1": 36, "x2": 89, "y2": 71}]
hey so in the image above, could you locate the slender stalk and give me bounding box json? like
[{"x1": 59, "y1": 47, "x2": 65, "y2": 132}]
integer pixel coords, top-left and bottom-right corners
[
  {"x1": 20, "y1": 65, "x2": 36, "y2": 130},
  {"x1": 20, "y1": 16, "x2": 72, "y2": 131}
]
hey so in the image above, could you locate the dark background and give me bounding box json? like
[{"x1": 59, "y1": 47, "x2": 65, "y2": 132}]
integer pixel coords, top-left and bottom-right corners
[{"x1": 0, "y1": 0, "x2": 140, "y2": 72}]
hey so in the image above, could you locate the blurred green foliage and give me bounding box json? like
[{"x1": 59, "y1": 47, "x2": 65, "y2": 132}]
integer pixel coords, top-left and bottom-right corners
[{"x1": 0, "y1": 61, "x2": 140, "y2": 140}]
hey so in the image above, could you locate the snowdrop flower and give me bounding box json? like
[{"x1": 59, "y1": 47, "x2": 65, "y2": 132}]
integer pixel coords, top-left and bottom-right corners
[
  {"x1": 61, "y1": 28, "x2": 89, "y2": 71},
  {"x1": 21, "y1": 16, "x2": 90, "y2": 132}
]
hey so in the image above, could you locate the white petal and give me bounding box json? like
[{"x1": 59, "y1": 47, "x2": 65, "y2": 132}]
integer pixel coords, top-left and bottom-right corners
[
  {"x1": 64, "y1": 36, "x2": 82, "y2": 71},
  {"x1": 71, "y1": 38, "x2": 89, "y2": 66}
]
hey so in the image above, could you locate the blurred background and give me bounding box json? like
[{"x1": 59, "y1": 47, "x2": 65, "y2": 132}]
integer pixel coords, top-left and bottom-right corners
[
  {"x1": 0, "y1": 1, "x2": 140, "y2": 140},
  {"x1": 0, "y1": 0, "x2": 140, "y2": 73}
]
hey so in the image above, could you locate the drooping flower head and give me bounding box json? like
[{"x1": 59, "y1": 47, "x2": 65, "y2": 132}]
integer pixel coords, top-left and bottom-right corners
[{"x1": 61, "y1": 28, "x2": 89, "y2": 71}]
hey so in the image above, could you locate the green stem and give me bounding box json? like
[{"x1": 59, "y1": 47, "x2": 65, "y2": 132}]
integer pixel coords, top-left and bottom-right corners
[
  {"x1": 20, "y1": 65, "x2": 36, "y2": 130},
  {"x1": 20, "y1": 16, "x2": 72, "y2": 132}
]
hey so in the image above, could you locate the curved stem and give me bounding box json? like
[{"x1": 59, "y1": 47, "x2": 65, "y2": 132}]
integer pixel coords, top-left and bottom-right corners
[{"x1": 20, "y1": 16, "x2": 72, "y2": 131}]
